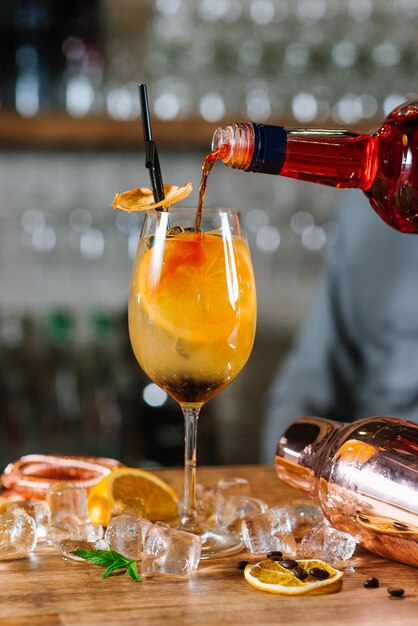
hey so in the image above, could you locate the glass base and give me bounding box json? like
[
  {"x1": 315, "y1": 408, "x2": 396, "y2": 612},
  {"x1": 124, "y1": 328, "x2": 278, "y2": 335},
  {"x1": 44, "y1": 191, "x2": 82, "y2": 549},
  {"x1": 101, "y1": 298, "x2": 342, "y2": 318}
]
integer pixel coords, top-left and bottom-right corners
[{"x1": 199, "y1": 528, "x2": 244, "y2": 559}]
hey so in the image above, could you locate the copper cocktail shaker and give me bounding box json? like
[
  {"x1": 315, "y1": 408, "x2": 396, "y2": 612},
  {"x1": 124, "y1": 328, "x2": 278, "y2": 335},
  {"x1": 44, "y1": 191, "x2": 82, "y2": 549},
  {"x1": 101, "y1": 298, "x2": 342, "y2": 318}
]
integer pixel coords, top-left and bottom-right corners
[{"x1": 275, "y1": 416, "x2": 418, "y2": 567}]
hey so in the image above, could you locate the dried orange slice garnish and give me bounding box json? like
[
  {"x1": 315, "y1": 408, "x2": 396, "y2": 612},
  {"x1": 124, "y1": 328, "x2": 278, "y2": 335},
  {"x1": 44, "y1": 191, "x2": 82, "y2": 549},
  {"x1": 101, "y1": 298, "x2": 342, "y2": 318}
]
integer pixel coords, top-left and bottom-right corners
[
  {"x1": 244, "y1": 559, "x2": 344, "y2": 595},
  {"x1": 112, "y1": 182, "x2": 193, "y2": 212}
]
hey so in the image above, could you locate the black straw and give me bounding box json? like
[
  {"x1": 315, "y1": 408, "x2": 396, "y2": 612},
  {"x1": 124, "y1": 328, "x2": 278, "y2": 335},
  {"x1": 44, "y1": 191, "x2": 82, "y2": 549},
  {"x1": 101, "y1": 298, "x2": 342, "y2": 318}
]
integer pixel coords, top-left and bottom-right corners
[{"x1": 138, "y1": 84, "x2": 165, "y2": 204}]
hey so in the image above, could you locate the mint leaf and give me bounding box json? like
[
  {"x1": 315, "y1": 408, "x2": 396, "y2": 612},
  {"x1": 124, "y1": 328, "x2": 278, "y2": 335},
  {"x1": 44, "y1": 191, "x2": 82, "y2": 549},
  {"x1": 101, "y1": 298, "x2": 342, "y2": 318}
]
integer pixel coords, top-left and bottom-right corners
[
  {"x1": 126, "y1": 561, "x2": 142, "y2": 582},
  {"x1": 71, "y1": 548, "x2": 142, "y2": 583},
  {"x1": 71, "y1": 549, "x2": 114, "y2": 566},
  {"x1": 102, "y1": 562, "x2": 128, "y2": 579}
]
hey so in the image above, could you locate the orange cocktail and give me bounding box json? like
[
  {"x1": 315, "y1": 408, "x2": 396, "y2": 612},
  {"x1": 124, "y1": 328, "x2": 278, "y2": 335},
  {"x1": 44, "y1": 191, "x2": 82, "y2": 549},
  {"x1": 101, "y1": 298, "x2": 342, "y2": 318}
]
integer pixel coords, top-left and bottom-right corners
[
  {"x1": 129, "y1": 228, "x2": 255, "y2": 406},
  {"x1": 128, "y1": 207, "x2": 256, "y2": 557}
]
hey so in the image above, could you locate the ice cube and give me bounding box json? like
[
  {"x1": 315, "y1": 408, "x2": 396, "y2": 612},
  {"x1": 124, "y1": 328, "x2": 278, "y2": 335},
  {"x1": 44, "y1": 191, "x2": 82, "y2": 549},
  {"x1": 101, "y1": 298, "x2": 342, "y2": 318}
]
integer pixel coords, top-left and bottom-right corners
[
  {"x1": 8, "y1": 499, "x2": 51, "y2": 540},
  {"x1": 47, "y1": 522, "x2": 73, "y2": 547},
  {"x1": 60, "y1": 539, "x2": 96, "y2": 561},
  {"x1": 285, "y1": 499, "x2": 325, "y2": 538},
  {"x1": 59, "y1": 538, "x2": 110, "y2": 561},
  {"x1": 196, "y1": 484, "x2": 216, "y2": 522},
  {"x1": 46, "y1": 483, "x2": 89, "y2": 525},
  {"x1": 142, "y1": 521, "x2": 201, "y2": 577},
  {"x1": 299, "y1": 520, "x2": 357, "y2": 564},
  {"x1": 241, "y1": 506, "x2": 296, "y2": 556},
  {"x1": 0, "y1": 508, "x2": 37, "y2": 560},
  {"x1": 94, "y1": 538, "x2": 110, "y2": 551},
  {"x1": 69, "y1": 522, "x2": 104, "y2": 542},
  {"x1": 111, "y1": 497, "x2": 148, "y2": 520},
  {"x1": 216, "y1": 477, "x2": 250, "y2": 509},
  {"x1": 216, "y1": 496, "x2": 268, "y2": 536},
  {"x1": 47, "y1": 521, "x2": 103, "y2": 547},
  {"x1": 104, "y1": 515, "x2": 152, "y2": 560}
]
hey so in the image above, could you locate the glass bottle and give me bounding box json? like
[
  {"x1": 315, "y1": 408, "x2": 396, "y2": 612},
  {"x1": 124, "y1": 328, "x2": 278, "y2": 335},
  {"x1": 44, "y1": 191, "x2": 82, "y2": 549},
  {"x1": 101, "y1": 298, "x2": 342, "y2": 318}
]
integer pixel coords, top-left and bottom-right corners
[
  {"x1": 211, "y1": 101, "x2": 418, "y2": 234},
  {"x1": 275, "y1": 415, "x2": 418, "y2": 567}
]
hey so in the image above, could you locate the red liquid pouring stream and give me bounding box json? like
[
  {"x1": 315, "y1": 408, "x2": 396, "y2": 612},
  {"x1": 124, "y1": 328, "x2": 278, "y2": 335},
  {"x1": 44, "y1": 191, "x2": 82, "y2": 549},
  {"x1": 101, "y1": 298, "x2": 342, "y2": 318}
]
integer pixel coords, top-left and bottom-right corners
[{"x1": 195, "y1": 145, "x2": 229, "y2": 231}]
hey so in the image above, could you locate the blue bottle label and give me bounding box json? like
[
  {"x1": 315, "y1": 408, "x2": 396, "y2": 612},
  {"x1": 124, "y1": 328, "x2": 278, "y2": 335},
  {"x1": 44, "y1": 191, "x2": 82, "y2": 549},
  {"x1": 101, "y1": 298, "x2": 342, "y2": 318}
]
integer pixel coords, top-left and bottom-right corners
[{"x1": 248, "y1": 124, "x2": 287, "y2": 174}]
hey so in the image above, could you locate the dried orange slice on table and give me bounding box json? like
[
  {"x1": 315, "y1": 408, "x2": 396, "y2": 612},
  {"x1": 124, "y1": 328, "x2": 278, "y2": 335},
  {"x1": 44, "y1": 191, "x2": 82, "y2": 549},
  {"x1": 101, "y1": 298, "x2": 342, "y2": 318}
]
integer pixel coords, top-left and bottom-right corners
[
  {"x1": 244, "y1": 559, "x2": 344, "y2": 595},
  {"x1": 112, "y1": 182, "x2": 193, "y2": 212},
  {"x1": 88, "y1": 467, "x2": 178, "y2": 527}
]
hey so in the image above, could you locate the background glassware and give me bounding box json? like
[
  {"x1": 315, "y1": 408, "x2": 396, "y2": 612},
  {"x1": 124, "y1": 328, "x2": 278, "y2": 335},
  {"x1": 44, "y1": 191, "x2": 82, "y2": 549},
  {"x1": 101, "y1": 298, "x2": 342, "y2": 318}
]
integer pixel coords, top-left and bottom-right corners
[{"x1": 128, "y1": 207, "x2": 256, "y2": 557}]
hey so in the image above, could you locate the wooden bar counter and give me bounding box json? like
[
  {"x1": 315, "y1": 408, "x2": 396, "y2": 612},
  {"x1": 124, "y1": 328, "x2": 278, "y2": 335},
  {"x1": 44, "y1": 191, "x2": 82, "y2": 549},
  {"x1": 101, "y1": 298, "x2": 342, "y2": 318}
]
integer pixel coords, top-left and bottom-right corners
[{"x1": 0, "y1": 465, "x2": 417, "y2": 626}]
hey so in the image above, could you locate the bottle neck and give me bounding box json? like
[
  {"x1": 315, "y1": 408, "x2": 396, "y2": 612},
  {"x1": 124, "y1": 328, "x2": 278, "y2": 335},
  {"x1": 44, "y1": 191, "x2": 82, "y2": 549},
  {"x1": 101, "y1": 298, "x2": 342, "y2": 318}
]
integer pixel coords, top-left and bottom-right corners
[
  {"x1": 212, "y1": 123, "x2": 377, "y2": 190},
  {"x1": 212, "y1": 123, "x2": 287, "y2": 173},
  {"x1": 212, "y1": 123, "x2": 255, "y2": 170},
  {"x1": 275, "y1": 416, "x2": 343, "y2": 498}
]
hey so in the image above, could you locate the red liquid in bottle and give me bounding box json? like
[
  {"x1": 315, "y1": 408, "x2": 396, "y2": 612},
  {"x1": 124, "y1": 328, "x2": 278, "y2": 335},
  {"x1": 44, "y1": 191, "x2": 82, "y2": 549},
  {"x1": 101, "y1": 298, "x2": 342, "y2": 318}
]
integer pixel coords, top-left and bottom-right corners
[
  {"x1": 211, "y1": 102, "x2": 418, "y2": 234},
  {"x1": 281, "y1": 106, "x2": 418, "y2": 234}
]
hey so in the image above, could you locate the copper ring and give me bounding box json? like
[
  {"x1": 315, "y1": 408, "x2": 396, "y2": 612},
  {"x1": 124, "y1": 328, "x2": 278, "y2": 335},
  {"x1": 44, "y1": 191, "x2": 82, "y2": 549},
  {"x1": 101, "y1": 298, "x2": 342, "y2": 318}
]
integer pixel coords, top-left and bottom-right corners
[{"x1": 1, "y1": 454, "x2": 123, "y2": 498}]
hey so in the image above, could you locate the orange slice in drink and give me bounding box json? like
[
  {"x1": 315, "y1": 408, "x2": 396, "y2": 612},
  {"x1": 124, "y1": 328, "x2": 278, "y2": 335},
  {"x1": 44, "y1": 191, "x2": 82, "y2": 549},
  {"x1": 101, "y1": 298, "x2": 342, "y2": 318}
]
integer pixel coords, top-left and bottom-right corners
[
  {"x1": 137, "y1": 231, "x2": 256, "y2": 343},
  {"x1": 112, "y1": 182, "x2": 193, "y2": 211},
  {"x1": 88, "y1": 467, "x2": 178, "y2": 526},
  {"x1": 244, "y1": 559, "x2": 344, "y2": 595}
]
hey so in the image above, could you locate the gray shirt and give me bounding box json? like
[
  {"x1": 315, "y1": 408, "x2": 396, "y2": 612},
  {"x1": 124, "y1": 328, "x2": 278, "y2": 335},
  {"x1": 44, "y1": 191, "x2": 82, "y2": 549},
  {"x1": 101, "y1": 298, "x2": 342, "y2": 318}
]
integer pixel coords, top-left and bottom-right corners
[{"x1": 261, "y1": 189, "x2": 418, "y2": 463}]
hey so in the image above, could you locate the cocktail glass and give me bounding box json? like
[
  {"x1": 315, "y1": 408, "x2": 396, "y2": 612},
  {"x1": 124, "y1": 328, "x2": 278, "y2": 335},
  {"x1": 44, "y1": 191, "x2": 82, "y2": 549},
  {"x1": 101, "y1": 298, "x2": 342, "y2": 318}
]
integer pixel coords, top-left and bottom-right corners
[{"x1": 128, "y1": 207, "x2": 256, "y2": 558}]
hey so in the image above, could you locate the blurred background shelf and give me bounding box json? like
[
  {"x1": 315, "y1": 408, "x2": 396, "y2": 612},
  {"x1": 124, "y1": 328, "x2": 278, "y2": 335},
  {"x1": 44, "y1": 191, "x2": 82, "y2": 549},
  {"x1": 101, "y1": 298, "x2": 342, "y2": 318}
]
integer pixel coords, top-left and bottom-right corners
[
  {"x1": 0, "y1": 113, "x2": 215, "y2": 148},
  {"x1": 0, "y1": 113, "x2": 375, "y2": 148}
]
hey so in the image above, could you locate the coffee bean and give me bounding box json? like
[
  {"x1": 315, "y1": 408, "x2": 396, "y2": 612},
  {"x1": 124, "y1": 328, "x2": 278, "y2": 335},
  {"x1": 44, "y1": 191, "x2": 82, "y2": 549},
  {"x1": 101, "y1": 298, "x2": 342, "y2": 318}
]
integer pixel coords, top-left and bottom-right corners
[
  {"x1": 363, "y1": 577, "x2": 379, "y2": 588},
  {"x1": 309, "y1": 567, "x2": 330, "y2": 580},
  {"x1": 267, "y1": 551, "x2": 283, "y2": 559},
  {"x1": 393, "y1": 521, "x2": 409, "y2": 531},
  {"x1": 281, "y1": 558, "x2": 298, "y2": 570},
  {"x1": 388, "y1": 587, "x2": 405, "y2": 597},
  {"x1": 269, "y1": 556, "x2": 284, "y2": 562},
  {"x1": 236, "y1": 560, "x2": 249, "y2": 570},
  {"x1": 293, "y1": 566, "x2": 308, "y2": 581}
]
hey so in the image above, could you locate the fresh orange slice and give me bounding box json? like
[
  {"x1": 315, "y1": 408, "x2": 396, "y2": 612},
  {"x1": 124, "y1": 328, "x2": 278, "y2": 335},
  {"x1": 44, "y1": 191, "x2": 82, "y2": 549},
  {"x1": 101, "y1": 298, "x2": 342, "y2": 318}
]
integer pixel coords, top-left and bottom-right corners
[
  {"x1": 137, "y1": 231, "x2": 256, "y2": 343},
  {"x1": 244, "y1": 559, "x2": 344, "y2": 595},
  {"x1": 87, "y1": 467, "x2": 178, "y2": 527},
  {"x1": 112, "y1": 182, "x2": 193, "y2": 212}
]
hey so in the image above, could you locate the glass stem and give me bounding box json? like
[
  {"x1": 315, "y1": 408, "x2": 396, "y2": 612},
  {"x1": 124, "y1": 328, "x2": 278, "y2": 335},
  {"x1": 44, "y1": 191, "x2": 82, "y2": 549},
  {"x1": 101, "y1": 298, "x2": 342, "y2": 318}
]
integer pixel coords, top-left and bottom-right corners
[{"x1": 179, "y1": 406, "x2": 202, "y2": 533}]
